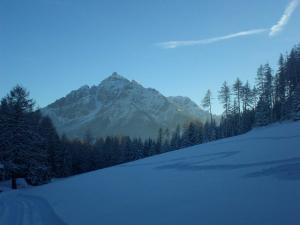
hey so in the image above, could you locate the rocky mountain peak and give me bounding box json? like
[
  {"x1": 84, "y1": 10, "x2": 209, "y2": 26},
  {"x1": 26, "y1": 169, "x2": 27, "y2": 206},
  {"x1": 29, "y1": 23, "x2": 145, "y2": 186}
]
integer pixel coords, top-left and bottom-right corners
[
  {"x1": 42, "y1": 73, "x2": 211, "y2": 139},
  {"x1": 99, "y1": 72, "x2": 131, "y2": 90},
  {"x1": 102, "y1": 72, "x2": 129, "y2": 82}
]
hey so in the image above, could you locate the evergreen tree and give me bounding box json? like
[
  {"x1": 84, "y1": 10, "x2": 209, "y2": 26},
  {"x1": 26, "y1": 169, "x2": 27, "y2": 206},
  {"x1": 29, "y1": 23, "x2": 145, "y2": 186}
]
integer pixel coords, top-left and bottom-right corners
[
  {"x1": 203, "y1": 120, "x2": 216, "y2": 142},
  {"x1": 233, "y1": 78, "x2": 243, "y2": 115},
  {"x1": 273, "y1": 73, "x2": 281, "y2": 121},
  {"x1": 133, "y1": 138, "x2": 144, "y2": 159},
  {"x1": 292, "y1": 84, "x2": 300, "y2": 120},
  {"x1": 263, "y1": 64, "x2": 274, "y2": 111},
  {"x1": 0, "y1": 86, "x2": 50, "y2": 188},
  {"x1": 218, "y1": 81, "x2": 231, "y2": 117},
  {"x1": 170, "y1": 125, "x2": 181, "y2": 150},
  {"x1": 286, "y1": 48, "x2": 298, "y2": 97},
  {"x1": 38, "y1": 114, "x2": 63, "y2": 177},
  {"x1": 60, "y1": 135, "x2": 72, "y2": 177},
  {"x1": 256, "y1": 65, "x2": 265, "y2": 96},
  {"x1": 162, "y1": 128, "x2": 170, "y2": 153},
  {"x1": 181, "y1": 122, "x2": 198, "y2": 147},
  {"x1": 277, "y1": 54, "x2": 287, "y2": 119},
  {"x1": 143, "y1": 138, "x2": 153, "y2": 157},
  {"x1": 155, "y1": 128, "x2": 163, "y2": 154},
  {"x1": 202, "y1": 89, "x2": 213, "y2": 123},
  {"x1": 252, "y1": 86, "x2": 259, "y2": 108},
  {"x1": 255, "y1": 96, "x2": 271, "y2": 126},
  {"x1": 241, "y1": 81, "x2": 253, "y2": 112},
  {"x1": 121, "y1": 136, "x2": 133, "y2": 162}
]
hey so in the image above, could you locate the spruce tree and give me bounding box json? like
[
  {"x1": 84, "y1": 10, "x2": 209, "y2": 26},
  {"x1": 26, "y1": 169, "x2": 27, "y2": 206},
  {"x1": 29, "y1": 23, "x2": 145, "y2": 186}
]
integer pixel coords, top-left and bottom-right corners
[
  {"x1": 241, "y1": 81, "x2": 253, "y2": 112},
  {"x1": 218, "y1": 81, "x2": 231, "y2": 117},
  {"x1": 292, "y1": 84, "x2": 300, "y2": 120},
  {"x1": 0, "y1": 86, "x2": 50, "y2": 188},
  {"x1": 156, "y1": 128, "x2": 163, "y2": 154},
  {"x1": 255, "y1": 96, "x2": 270, "y2": 126},
  {"x1": 263, "y1": 64, "x2": 274, "y2": 111},
  {"x1": 38, "y1": 115, "x2": 63, "y2": 177},
  {"x1": 202, "y1": 89, "x2": 213, "y2": 124},
  {"x1": 233, "y1": 78, "x2": 243, "y2": 115},
  {"x1": 278, "y1": 54, "x2": 287, "y2": 119},
  {"x1": 170, "y1": 125, "x2": 181, "y2": 150}
]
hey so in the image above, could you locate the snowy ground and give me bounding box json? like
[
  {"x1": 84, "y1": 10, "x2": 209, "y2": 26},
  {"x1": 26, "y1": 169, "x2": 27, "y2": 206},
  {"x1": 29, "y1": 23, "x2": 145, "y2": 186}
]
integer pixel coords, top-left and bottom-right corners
[{"x1": 1, "y1": 121, "x2": 300, "y2": 225}]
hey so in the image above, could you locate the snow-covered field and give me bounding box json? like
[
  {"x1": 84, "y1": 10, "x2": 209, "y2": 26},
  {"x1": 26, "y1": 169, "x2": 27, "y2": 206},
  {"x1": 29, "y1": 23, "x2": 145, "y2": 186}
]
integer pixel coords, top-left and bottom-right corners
[{"x1": 1, "y1": 122, "x2": 300, "y2": 225}]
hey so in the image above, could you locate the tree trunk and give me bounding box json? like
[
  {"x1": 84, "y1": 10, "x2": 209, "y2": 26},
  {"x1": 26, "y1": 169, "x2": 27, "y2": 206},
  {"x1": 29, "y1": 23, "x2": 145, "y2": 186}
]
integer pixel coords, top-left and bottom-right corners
[{"x1": 11, "y1": 174, "x2": 17, "y2": 189}]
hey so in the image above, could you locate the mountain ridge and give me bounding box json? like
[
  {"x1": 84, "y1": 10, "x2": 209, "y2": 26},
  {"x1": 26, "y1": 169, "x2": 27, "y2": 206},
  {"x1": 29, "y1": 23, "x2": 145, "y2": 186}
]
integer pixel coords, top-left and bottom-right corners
[{"x1": 42, "y1": 73, "x2": 211, "y2": 139}]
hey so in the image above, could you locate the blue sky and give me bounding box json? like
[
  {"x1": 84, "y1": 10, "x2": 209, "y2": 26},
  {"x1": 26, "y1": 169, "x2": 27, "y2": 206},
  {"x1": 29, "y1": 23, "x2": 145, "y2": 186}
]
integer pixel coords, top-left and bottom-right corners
[{"x1": 1, "y1": 0, "x2": 300, "y2": 114}]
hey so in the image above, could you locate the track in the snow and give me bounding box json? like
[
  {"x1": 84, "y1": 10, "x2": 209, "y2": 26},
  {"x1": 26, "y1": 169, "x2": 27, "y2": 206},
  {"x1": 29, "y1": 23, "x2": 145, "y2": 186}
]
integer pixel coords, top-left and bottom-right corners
[{"x1": 0, "y1": 194, "x2": 68, "y2": 225}]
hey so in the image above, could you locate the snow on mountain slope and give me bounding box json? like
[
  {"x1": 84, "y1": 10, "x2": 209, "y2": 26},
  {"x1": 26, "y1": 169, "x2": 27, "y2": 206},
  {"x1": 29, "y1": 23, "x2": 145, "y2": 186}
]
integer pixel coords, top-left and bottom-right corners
[
  {"x1": 168, "y1": 96, "x2": 209, "y2": 119},
  {"x1": 1, "y1": 122, "x2": 300, "y2": 225},
  {"x1": 42, "y1": 73, "x2": 209, "y2": 139}
]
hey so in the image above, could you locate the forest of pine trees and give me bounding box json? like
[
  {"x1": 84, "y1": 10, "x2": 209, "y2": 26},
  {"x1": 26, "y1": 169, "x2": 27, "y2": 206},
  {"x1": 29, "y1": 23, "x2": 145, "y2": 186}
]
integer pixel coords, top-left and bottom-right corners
[
  {"x1": 0, "y1": 44, "x2": 300, "y2": 188},
  {"x1": 181, "y1": 44, "x2": 300, "y2": 142},
  {"x1": 0, "y1": 86, "x2": 171, "y2": 188}
]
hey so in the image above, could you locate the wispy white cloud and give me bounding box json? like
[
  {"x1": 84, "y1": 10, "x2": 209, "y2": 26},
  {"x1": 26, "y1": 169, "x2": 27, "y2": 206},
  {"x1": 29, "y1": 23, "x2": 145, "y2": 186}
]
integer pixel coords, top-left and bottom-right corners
[
  {"x1": 269, "y1": 0, "x2": 299, "y2": 36},
  {"x1": 157, "y1": 0, "x2": 299, "y2": 49},
  {"x1": 157, "y1": 29, "x2": 267, "y2": 49}
]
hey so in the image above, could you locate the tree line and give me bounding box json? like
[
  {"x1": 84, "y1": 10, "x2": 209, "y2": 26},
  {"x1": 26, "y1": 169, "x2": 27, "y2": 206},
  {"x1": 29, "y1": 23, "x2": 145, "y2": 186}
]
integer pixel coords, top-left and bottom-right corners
[
  {"x1": 165, "y1": 44, "x2": 300, "y2": 149},
  {"x1": 1, "y1": 44, "x2": 300, "y2": 189},
  {"x1": 200, "y1": 44, "x2": 300, "y2": 139},
  {"x1": 0, "y1": 87, "x2": 199, "y2": 188}
]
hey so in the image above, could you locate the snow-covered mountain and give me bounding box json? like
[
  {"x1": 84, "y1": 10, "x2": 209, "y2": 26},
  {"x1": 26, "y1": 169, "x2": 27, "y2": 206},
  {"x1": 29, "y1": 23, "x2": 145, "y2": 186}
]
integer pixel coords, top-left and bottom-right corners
[
  {"x1": 42, "y1": 73, "x2": 210, "y2": 139},
  {"x1": 168, "y1": 96, "x2": 211, "y2": 121},
  {"x1": 1, "y1": 122, "x2": 300, "y2": 225}
]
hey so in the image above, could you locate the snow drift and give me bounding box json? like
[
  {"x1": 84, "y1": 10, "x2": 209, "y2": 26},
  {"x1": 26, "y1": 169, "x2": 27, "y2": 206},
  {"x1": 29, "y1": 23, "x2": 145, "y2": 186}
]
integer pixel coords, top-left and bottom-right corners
[{"x1": 1, "y1": 121, "x2": 300, "y2": 225}]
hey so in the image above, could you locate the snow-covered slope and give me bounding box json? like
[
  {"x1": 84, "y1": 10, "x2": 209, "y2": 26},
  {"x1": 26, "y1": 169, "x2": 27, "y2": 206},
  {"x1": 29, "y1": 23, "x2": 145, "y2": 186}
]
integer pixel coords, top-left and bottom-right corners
[
  {"x1": 1, "y1": 122, "x2": 300, "y2": 225},
  {"x1": 42, "y1": 73, "x2": 209, "y2": 139}
]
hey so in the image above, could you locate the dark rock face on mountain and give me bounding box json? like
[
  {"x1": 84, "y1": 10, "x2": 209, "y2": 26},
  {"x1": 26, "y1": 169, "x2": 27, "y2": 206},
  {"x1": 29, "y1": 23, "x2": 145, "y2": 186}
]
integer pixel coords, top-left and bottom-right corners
[{"x1": 42, "y1": 73, "x2": 210, "y2": 139}]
